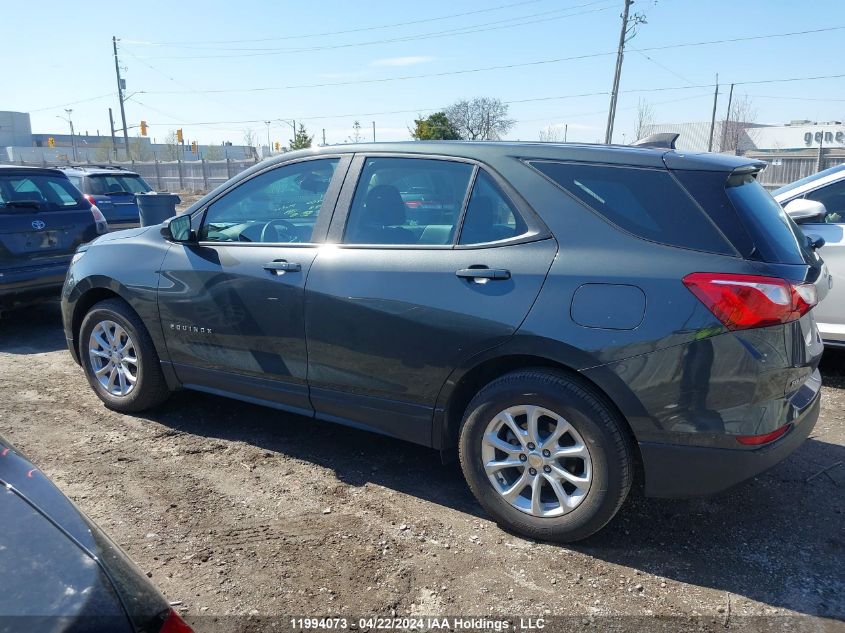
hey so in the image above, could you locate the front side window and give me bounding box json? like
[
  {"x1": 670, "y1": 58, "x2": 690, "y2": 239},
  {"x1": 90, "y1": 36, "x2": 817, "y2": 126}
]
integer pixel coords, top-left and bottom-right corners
[
  {"x1": 805, "y1": 180, "x2": 845, "y2": 223},
  {"x1": 201, "y1": 158, "x2": 338, "y2": 243},
  {"x1": 459, "y1": 171, "x2": 525, "y2": 245},
  {"x1": 344, "y1": 157, "x2": 473, "y2": 245}
]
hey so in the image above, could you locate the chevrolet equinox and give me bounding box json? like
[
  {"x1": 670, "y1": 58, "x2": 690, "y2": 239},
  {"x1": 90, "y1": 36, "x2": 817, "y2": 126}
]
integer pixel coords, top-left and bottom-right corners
[{"x1": 61, "y1": 141, "x2": 829, "y2": 541}]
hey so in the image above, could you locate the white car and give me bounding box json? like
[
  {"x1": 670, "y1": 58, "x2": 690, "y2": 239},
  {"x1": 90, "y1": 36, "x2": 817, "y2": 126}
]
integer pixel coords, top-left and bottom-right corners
[{"x1": 774, "y1": 165, "x2": 845, "y2": 348}]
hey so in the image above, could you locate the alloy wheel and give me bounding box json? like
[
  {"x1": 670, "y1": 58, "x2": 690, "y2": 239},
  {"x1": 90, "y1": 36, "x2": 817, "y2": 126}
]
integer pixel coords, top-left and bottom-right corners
[
  {"x1": 88, "y1": 320, "x2": 138, "y2": 397},
  {"x1": 481, "y1": 404, "x2": 592, "y2": 517}
]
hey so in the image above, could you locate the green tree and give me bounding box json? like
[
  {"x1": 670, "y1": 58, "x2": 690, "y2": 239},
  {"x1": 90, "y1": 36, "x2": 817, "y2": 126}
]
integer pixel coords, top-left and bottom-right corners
[
  {"x1": 289, "y1": 123, "x2": 313, "y2": 150},
  {"x1": 410, "y1": 112, "x2": 460, "y2": 140}
]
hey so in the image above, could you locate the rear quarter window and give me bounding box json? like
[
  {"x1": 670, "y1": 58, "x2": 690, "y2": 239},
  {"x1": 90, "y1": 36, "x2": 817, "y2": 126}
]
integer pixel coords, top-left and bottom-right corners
[{"x1": 528, "y1": 161, "x2": 733, "y2": 254}]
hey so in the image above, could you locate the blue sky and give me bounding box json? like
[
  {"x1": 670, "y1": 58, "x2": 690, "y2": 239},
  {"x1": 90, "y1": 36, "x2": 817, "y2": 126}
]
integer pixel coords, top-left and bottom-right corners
[{"x1": 7, "y1": 0, "x2": 845, "y2": 147}]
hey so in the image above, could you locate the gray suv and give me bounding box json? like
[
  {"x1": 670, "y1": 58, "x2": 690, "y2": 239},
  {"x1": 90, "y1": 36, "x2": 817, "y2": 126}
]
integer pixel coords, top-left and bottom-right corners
[{"x1": 61, "y1": 142, "x2": 829, "y2": 541}]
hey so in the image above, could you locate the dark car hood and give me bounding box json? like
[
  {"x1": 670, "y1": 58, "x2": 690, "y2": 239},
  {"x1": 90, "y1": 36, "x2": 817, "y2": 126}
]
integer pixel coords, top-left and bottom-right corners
[
  {"x1": 0, "y1": 433, "x2": 168, "y2": 631},
  {"x1": 92, "y1": 226, "x2": 152, "y2": 245}
]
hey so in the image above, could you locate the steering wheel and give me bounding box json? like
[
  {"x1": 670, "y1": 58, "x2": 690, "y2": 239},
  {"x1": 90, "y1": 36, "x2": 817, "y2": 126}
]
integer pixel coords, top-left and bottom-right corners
[{"x1": 260, "y1": 218, "x2": 298, "y2": 243}]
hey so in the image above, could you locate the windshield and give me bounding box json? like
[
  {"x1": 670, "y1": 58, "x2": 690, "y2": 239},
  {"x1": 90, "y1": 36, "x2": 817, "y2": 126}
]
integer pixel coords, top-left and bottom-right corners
[
  {"x1": 88, "y1": 174, "x2": 151, "y2": 195},
  {"x1": 772, "y1": 163, "x2": 845, "y2": 196},
  {"x1": 0, "y1": 173, "x2": 88, "y2": 212}
]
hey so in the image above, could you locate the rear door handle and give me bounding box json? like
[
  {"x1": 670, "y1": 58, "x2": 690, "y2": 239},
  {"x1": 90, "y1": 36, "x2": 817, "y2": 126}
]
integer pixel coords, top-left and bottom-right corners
[
  {"x1": 456, "y1": 267, "x2": 511, "y2": 281},
  {"x1": 263, "y1": 260, "x2": 301, "y2": 274}
]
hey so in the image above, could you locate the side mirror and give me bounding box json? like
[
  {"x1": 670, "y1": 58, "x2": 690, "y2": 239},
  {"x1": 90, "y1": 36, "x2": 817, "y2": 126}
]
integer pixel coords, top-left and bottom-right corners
[
  {"x1": 783, "y1": 198, "x2": 827, "y2": 223},
  {"x1": 161, "y1": 213, "x2": 194, "y2": 242},
  {"x1": 805, "y1": 233, "x2": 825, "y2": 250}
]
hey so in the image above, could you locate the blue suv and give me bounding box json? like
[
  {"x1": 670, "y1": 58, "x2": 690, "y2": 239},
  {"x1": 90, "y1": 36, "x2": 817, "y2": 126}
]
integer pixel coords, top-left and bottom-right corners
[{"x1": 60, "y1": 165, "x2": 152, "y2": 230}]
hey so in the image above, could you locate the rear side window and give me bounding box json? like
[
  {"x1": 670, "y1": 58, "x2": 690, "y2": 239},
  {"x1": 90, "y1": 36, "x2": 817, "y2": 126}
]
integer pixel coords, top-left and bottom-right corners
[
  {"x1": 529, "y1": 161, "x2": 733, "y2": 254},
  {"x1": 459, "y1": 171, "x2": 525, "y2": 244},
  {"x1": 0, "y1": 173, "x2": 87, "y2": 211},
  {"x1": 87, "y1": 174, "x2": 151, "y2": 195}
]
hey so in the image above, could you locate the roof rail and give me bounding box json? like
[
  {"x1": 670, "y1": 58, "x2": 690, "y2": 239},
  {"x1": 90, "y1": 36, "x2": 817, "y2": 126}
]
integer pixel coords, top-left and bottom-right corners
[
  {"x1": 630, "y1": 133, "x2": 680, "y2": 150},
  {"x1": 57, "y1": 164, "x2": 128, "y2": 171}
]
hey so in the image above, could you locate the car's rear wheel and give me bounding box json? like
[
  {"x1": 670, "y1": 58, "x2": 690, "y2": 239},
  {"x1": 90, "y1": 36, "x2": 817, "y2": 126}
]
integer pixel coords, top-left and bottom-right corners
[
  {"x1": 79, "y1": 298, "x2": 170, "y2": 412},
  {"x1": 458, "y1": 369, "x2": 632, "y2": 542}
]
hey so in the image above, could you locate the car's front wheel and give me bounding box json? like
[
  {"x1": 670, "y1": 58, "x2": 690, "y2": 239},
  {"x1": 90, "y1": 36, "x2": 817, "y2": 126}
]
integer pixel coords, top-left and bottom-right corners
[
  {"x1": 458, "y1": 369, "x2": 633, "y2": 542},
  {"x1": 79, "y1": 298, "x2": 170, "y2": 412}
]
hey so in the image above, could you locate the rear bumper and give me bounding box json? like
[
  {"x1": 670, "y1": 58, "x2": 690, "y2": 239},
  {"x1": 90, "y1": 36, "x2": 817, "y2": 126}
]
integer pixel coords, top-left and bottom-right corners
[
  {"x1": 640, "y1": 370, "x2": 821, "y2": 498},
  {"x1": 0, "y1": 264, "x2": 68, "y2": 308}
]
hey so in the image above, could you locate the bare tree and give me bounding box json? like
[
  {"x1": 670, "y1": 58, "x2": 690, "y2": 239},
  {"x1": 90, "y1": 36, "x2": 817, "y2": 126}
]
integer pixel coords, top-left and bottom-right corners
[
  {"x1": 634, "y1": 98, "x2": 655, "y2": 141},
  {"x1": 162, "y1": 130, "x2": 180, "y2": 160},
  {"x1": 242, "y1": 128, "x2": 257, "y2": 159},
  {"x1": 347, "y1": 120, "x2": 363, "y2": 143},
  {"x1": 721, "y1": 95, "x2": 758, "y2": 154},
  {"x1": 445, "y1": 97, "x2": 515, "y2": 140},
  {"x1": 538, "y1": 125, "x2": 565, "y2": 142}
]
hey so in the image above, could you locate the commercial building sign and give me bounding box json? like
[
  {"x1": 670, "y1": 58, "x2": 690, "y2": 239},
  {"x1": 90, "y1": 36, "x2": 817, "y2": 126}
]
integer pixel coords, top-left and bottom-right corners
[{"x1": 804, "y1": 130, "x2": 845, "y2": 146}]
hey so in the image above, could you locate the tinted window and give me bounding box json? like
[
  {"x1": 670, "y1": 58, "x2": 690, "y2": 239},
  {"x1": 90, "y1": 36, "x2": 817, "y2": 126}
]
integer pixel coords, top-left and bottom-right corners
[
  {"x1": 459, "y1": 171, "x2": 525, "y2": 244},
  {"x1": 725, "y1": 173, "x2": 811, "y2": 265},
  {"x1": 201, "y1": 158, "x2": 338, "y2": 243},
  {"x1": 805, "y1": 180, "x2": 845, "y2": 223},
  {"x1": 0, "y1": 173, "x2": 87, "y2": 212},
  {"x1": 530, "y1": 161, "x2": 732, "y2": 254},
  {"x1": 87, "y1": 174, "x2": 151, "y2": 195},
  {"x1": 344, "y1": 158, "x2": 473, "y2": 245}
]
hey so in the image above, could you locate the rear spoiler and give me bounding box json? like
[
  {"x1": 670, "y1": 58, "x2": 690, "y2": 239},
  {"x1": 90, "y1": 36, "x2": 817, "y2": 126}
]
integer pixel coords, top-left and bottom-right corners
[{"x1": 631, "y1": 133, "x2": 680, "y2": 150}]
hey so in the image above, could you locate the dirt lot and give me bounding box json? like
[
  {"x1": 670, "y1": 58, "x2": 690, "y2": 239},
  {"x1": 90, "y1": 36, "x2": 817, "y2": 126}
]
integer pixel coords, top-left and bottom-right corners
[{"x1": 0, "y1": 303, "x2": 843, "y2": 632}]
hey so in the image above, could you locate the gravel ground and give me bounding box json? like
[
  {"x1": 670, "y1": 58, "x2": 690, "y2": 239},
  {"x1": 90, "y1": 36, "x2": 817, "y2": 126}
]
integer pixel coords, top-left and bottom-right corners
[{"x1": 0, "y1": 303, "x2": 843, "y2": 632}]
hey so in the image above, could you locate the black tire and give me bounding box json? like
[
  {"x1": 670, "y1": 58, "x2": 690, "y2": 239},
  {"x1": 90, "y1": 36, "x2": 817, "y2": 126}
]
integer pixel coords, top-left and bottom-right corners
[
  {"x1": 79, "y1": 298, "x2": 171, "y2": 412},
  {"x1": 458, "y1": 369, "x2": 632, "y2": 542}
]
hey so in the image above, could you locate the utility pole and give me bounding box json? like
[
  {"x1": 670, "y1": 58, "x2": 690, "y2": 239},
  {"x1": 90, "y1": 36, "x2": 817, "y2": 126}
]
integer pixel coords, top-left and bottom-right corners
[
  {"x1": 108, "y1": 108, "x2": 118, "y2": 160},
  {"x1": 707, "y1": 74, "x2": 719, "y2": 152},
  {"x1": 604, "y1": 0, "x2": 634, "y2": 144},
  {"x1": 372, "y1": 121, "x2": 376, "y2": 142},
  {"x1": 65, "y1": 109, "x2": 77, "y2": 162},
  {"x1": 322, "y1": 128, "x2": 326, "y2": 146},
  {"x1": 265, "y1": 121, "x2": 271, "y2": 154},
  {"x1": 112, "y1": 37, "x2": 130, "y2": 160},
  {"x1": 564, "y1": 124, "x2": 568, "y2": 143},
  {"x1": 719, "y1": 83, "x2": 735, "y2": 153}
]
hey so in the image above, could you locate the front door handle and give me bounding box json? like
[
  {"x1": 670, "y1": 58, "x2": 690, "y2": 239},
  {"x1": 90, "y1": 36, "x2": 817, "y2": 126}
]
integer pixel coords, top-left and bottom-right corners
[
  {"x1": 263, "y1": 260, "x2": 301, "y2": 274},
  {"x1": 456, "y1": 267, "x2": 511, "y2": 281}
]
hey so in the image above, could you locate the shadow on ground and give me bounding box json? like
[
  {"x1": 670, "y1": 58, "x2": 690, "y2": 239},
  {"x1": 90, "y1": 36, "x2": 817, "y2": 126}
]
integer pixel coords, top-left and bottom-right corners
[
  {"x1": 3, "y1": 306, "x2": 843, "y2": 618},
  {"x1": 0, "y1": 302, "x2": 66, "y2": 354},
  {"x1": 143, "y1": 379, "x2": 844, "y2": 619}
]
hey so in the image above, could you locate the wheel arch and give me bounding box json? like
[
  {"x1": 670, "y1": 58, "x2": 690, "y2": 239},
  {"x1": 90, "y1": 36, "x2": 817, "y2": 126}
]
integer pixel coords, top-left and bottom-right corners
[{"x1": 433, "y1": 340, "x2": 646, "y2": 478}]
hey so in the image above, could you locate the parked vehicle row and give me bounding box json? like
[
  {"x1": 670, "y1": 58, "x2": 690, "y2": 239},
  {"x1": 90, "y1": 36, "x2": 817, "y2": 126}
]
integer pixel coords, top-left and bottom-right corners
[
  {"x1": 0, "y1": 165, "x2": 151, "y2": 314},
  {"x1": 774, "y1": 164, "x2": 845, "y2": 348},
  {"x1": 60, "y1": 141, "x2": 830, "y2": 542}
]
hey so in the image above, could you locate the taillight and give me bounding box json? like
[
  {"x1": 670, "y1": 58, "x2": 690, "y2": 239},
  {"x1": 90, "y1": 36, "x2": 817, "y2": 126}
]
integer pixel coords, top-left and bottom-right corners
[
  {"x1": 683, "y1": 272, "x2": 817, "y2": 331},
  {"x1": 736, "y1": 423, "x2": 791, "y2": 445},
  {"x1": 90, "y1": 205, "x2": 109, "y2": 235},
  {"x1": 160, "y1": 608, "x2": 194, "y2": 633}
]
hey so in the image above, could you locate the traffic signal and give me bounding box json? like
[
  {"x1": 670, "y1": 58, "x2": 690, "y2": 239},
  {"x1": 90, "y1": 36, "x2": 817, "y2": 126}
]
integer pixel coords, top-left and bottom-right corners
[
  {"x1": 140, "y1": 120, "x2": 148, "y2": 136},
  {"x1": 274, "y1": 141, "x2": 280, "y2": 151},
  {"x1": 191, "y1": 141, "x2": 198, "y2": 153},
  {"x1": 176, "y1": 128, "x2": 183, "y2": 143},
  {"x1": 47, "y1": 137, "x2": 55, "y2": 148}
]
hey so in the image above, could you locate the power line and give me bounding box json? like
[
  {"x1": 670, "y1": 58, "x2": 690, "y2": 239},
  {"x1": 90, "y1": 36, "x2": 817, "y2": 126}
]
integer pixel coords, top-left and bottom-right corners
[
  {"x1": 135, "y1": 26, "x2": 845, "y2": 95},
  {"x1": 139, "y1": 73, "x2": 845, "y2": 129},
  {"x1": 129, "y1": 1, "x2": 615, "y2": 59},
  {"x1": 128, "y1": 0, "x2": 547, "y2": 46},
  {"x1": 28, "y1": 92, "x2": 114, "y2": 113}
]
